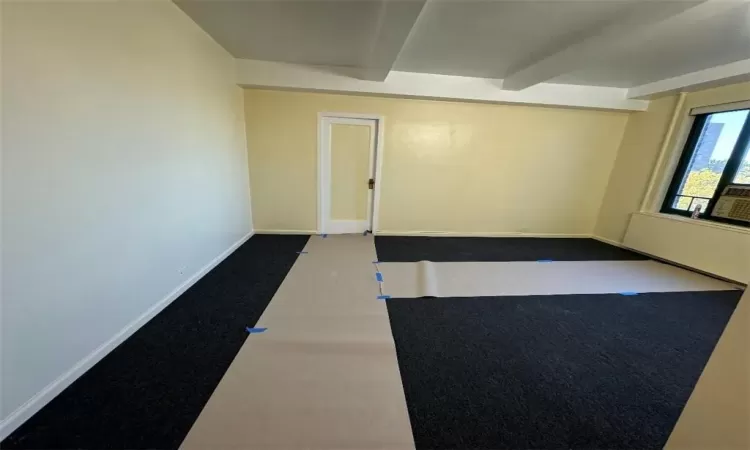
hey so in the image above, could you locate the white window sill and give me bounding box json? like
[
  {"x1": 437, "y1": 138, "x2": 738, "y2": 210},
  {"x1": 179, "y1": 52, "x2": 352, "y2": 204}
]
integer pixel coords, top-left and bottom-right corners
[{"x1": 636, "y1": 211, "x2": 750, "y2": 235}]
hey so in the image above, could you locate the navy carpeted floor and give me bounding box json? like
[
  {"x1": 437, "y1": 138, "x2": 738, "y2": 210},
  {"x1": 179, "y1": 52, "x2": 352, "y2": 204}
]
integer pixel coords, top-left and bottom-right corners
[
  {"x1": 2, "y1": 234, "x2": 309, "y2": 450},
  {"x1": 386, "y1": 290, "x2": 742, "y2": 450},
  {"x1": 375, "y1": 236, "x2": 649, "y2": 262}
]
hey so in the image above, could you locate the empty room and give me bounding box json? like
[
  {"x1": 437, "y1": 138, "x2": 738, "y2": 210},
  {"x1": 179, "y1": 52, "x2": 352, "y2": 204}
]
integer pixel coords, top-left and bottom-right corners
[{"x1": 2, "y1": 1, "x2": 750, "y2": 449}]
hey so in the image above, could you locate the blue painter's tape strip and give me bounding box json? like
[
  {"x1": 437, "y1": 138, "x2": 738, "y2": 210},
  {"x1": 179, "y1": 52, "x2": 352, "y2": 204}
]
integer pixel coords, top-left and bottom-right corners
[
  {"x1": 375, "y1": 272, "x2": 384, "y2": 282},
  {"x1": 537, "y1": 259, "x2": 554, "y2": 263},
  {"x1": 321, "y1": 234, "x2": 328, "y2": 238},
  {"x1": 619, "y1": 292, "x2": 639, "y2": 296},
  {"x1": 296, "y1": 251, "x2": 308, "y2": 254},
  {"x1": 377, "y1": 295, "x2": 391, "y2": 300},
  {"x1": 246, "y1": 327, "x2": 268, "y2": 334}
]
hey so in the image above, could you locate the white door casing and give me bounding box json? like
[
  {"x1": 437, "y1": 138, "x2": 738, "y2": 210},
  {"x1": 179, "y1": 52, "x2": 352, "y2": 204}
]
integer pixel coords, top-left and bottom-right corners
[{"x1": 318, "y1": 113, "x2": 384, "y2": 234}]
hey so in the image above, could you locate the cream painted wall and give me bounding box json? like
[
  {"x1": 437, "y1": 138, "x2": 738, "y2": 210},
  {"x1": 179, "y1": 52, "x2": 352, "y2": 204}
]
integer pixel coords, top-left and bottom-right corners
[
  {"x1": 644, "y1": 81, "x2": 750, "y2": 212},
  {"x1": 245, "y1": 89, "x2": 628, "y2": 235},
  {"x1": 624, "y1": 213, "x2": 749, "y2": 283},
  {"x1": 595, "y1": 80, "x2": 750, "y2": 282},
  {"x1": 594, "y1": 95, "x2": 679, "y2": 242},
  {"x1": 1, "y1": 0, "x2": 251, "y2": 430},
  {"x1": 330, "y1": 124, "x2": 371, "y2": 221}
]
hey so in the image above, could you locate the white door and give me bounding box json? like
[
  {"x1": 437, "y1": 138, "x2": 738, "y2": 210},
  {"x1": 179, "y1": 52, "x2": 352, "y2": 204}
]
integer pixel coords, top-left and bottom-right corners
[{"x1": 319, "y1": 117, "x2": 378, "y2": 234}]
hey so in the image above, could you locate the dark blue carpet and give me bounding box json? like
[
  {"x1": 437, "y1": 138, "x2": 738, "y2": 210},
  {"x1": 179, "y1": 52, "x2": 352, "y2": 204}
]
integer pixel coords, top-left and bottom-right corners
[
  {"x1": 386, "y1": 290, "x2": 742, "y2": 449},
  {"x1": 375, "y1": 236, "x2": 649, "y2": 262},
  {"x1": 2, "y1": 234, "x2": 309, "y2": 450}
]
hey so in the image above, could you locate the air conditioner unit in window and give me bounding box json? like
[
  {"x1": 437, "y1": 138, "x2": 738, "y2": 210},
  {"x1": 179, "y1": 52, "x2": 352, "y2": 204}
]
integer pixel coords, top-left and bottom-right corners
[{"x1": 710, "y1": 184, "x2": 750, "y2": 223}]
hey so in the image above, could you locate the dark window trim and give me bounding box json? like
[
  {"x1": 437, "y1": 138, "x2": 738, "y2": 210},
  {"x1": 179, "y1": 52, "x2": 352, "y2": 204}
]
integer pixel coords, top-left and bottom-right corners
[
  {"x1": 661, "y1": 115, "x2": 707, "y2": 218},
  {"x1": 660, "y1": 109, "x2": 750, "y2": 228}
]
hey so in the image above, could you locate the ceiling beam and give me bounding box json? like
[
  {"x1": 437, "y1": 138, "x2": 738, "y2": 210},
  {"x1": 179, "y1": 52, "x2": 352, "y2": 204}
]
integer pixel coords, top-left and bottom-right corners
[
  {"x1": 358, "y1": 0, "x2": 427, "y2": 82},
  {"x1": 502, "y1": 0, "x2": 744, "y2": 91},
  {"x1": 628, "y1": 59, "x2": 750, "y2": 99},
  {"x1": 235, "y1": 59, "x2": 648, "y2": 111}
]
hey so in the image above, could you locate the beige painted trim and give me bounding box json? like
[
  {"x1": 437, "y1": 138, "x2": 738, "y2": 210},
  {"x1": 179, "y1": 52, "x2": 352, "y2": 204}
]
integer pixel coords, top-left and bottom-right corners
[{"x1": 0, "y1": 231, "x2": 255, "y2": 439}]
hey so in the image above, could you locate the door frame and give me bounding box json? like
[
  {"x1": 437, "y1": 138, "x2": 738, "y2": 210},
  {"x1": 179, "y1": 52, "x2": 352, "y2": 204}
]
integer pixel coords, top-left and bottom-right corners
[{"x1": 317, "y1": 112, "x2": 385, "y2": 235}]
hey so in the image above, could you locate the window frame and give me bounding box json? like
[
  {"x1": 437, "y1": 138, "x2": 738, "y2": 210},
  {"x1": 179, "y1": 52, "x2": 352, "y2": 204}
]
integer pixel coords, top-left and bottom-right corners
[{"x1": 660, "y1": 107, "x2": 750, "y2": 227}]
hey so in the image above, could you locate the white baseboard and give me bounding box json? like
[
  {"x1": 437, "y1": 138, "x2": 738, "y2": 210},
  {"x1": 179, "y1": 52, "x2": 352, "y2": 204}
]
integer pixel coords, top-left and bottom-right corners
[
  {"x1": 0, "y1": 231, "x2": 255, "y2": 440},
  {"x1": 254, "y1": 229, "x2": 317, "y2": 235},
  {"x1": 255, "y1": 229, "x2": 595, "y2": 239},
  {"x1": 374, "y1": 230, "x2": 591, "y2": 238},
  {"x1": 591, "y1": 235, "x2": 626, "y2": 247}
]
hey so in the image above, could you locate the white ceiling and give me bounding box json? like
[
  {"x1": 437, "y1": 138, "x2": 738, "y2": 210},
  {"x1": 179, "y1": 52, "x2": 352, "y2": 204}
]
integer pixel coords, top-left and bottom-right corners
[
  {"x1": 553, "y1": 4, "x2": 750, "y2": 87},
  {"x1": 174, "y1": 0, "x2": 384, "y2": 67},
  {"x1": 176, "y1": 0, "x2": 750, "y2": 91},
  {"x1": 394, "y1": 0, "x2": 644, "y2": 78}
]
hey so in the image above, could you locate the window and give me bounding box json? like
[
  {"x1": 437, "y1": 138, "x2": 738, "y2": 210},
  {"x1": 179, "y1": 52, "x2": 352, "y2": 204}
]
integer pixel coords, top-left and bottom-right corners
[{"x1": 661, "y1": 106, "x2": 750, "y2": 226}]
